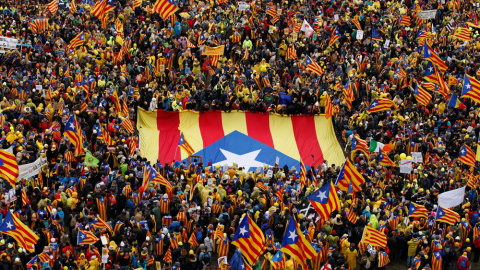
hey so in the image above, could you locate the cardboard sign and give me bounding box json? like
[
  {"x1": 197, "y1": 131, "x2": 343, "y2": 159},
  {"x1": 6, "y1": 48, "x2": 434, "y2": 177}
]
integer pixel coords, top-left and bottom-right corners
[
  {"x1": 36, "y1": 85, "x2": 43, "y2": 90},
  {"x1": 266, "y1": 169, "x2": 273, "y2": 178},
  {"x1": 412, "y1": 152, "x2": 422, "y2": 163},
  {"x1": 275, "y1": 157, "x2": 280, "y2": 165},
  {"x1": 52, "y1": 102, "x2": 64, "y2": 111},
  {"x1": 292, "y1": 31, "x2": 298, "y2": 41},
  {"x1": 334, "y1": 14, "x2": 339, "y2": 22},
  {"x1": 356, "y1": 30, "x2": 364, "y2": 40},
  {"x1": 156, "y1": 262, "x2": 161, "y2": 270},
  {"x1": 400, "y1": 159, "x2": 412, "y2": 174}
]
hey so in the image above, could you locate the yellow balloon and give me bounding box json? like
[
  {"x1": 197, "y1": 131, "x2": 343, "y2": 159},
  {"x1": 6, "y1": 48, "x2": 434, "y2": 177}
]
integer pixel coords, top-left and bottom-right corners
[
  {"x1": 400, "y1": 153, "x2": 407, "y2": 159},
  {"x1": 406, "y1": 156, "x2": 412, "y2": 160}
]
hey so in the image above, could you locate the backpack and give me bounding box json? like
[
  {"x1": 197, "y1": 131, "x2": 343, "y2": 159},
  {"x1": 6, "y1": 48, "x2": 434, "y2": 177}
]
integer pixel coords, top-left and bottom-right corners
[
  {"x1": 458, "y1": 257, "x2": 468, "y2": 270},
  {"x1": 200, "y1": 251, "x2": 211, "y2": 265}
]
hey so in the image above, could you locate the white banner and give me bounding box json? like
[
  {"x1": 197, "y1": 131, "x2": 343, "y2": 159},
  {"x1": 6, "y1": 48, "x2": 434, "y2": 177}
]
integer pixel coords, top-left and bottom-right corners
[
  {"x1": 417, "y1": 10, "x2": 437, "y2": 20},
  {"x1": 18, "y1": 157, "x2": 48, "y2": 180},
  {"x1": 438, "y1": 186, "x2": 465, "y2": 209}
]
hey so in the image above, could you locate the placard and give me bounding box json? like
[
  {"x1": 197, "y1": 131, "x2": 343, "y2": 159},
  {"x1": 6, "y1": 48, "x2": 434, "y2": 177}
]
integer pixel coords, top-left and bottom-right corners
[
  {"x1": 417, "y1": 10, "x2": 437, "y2": 20},
  {"x1": 412, "y1": 152, "x2": 422, "y2": 163},
  {"x1": 266, "y1": 169, "x2": 273, "y2": 178},
  {"x1": 384, "y1": 39, "x2": 390, "y2": 48},
  {"x1": 4, "y1": 189, "x2": 16, "y2": 204},
  {"x1": 223, "y1": 164, "x2": 228, "y2": 172},
  {"x1": 275, "y1": 157, "x2": 280, "y2": 165},
  {"x1": 156, "y1": 262, "x2": 161, "y2": 270},
  {"x1": 102, "y1": 255, "x2": 109, "y2": 264},
  {"x1": 238, "y1": 2, "x2": 247, "y2": 11},
  {"x1": 334, "y1": 14, "x2": 339, "y2": 22},
  {"x1": 292, "y1": 31, "x2": 298, "y2": 41},
  {"x1": 356, "y1": 30, "x2": 364, "y2": 40},
  {"x1": 400, "y1": 159, "x2": 412, "y2": 174},
  {"x1": 36, "y1": 85, "x2": 43, "y2": 90},
  {"x1": 0, "y1": 37, "x2": 18, "y2": 50},
  {"x1": 101, "y1": 236, "x2": 108, "y2": 245},
  {"x1": 218, "y1": 256, "x2": 227, "y2": 267},
  {"x1": 52, "y1": 102, "x2": 64, "y2": 111}
]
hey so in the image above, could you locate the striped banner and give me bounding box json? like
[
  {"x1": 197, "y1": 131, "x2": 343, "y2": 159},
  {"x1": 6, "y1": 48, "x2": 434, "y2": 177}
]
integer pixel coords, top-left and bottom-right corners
[{"x1": 137, "y1": 109, "x2": 344, "y2": 167}]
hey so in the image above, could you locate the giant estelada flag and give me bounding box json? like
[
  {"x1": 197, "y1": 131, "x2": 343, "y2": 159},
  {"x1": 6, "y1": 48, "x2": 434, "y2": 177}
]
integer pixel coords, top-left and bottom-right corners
[{"x1": 138, "y1": 109, "x2": 344, "y2": 170}]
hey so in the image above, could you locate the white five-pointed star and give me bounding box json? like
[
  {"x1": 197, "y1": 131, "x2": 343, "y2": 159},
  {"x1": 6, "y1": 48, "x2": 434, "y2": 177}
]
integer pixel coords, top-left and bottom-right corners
[
  {"x1": 371, "y1": 101, "x2": 378, "y2": 107},
  {"x1": 69, "y1": 123, "x2": 75, "y2": 129},
  {"x1": 317, "y1": 190, "x2": 327, "y2": 201},
  {"x1": 239, "y1": 226, "x2": 248, "y2": 236},
  {"x1": 80, "y1": 234, "x2": 85, "y2": 239},
  {"x1": 466, "y1": 83, "x2": 471, "y2": 89},
  {"x1": 5, "y1": 222, "x2": 13, "y2": 229},
  {"x1": 410, "y1": 207, "x2": 415, "y2": 212},
  {"x1": 461, "y1": 149, "x2": 466, "y2": 154},
  {"x1": 213, "y1": 149, "x2": 265, "y2": 172},
  {"x1": 288, "y1": 230, "x2": 297, "y2": 242},
  {"x1": 428, "y1": 67, "x2": 433, "y2": 73}
]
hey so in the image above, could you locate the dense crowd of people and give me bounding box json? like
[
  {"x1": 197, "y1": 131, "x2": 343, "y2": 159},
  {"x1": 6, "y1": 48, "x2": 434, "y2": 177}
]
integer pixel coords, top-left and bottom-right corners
[{"x1": 0, "y1": 0, "x2": 479, "y2": 269}]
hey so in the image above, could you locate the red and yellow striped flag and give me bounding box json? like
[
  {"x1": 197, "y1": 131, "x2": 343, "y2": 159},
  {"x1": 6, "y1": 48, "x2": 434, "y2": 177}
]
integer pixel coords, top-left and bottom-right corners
[
  {"x1": 0, "y1": 149, "x2": 19, "y2": 187},
  {"x1": 361, "y1": 226, "x2": 387, "y2": 248},
  {"x1": 132, "y1": 0, "x2": 142, "y2": 9},
  {"x1": 48, "y1": 0, "x2": 58, "y2": 13}
]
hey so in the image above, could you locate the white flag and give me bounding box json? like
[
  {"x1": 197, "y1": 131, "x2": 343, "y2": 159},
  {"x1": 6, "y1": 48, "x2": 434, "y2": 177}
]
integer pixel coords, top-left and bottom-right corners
[
  {"x1": 300, "y1": 19, "x2": 314, "y2": 37},
  {"x1": 438, "y1": 186, "x2": 466, "y2": 209}
]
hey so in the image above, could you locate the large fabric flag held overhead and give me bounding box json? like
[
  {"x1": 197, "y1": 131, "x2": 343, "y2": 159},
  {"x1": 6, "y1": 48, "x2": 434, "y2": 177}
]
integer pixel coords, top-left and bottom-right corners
[{"x1": 137, "y1": 110, "x2": 344, "y2": 169}]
